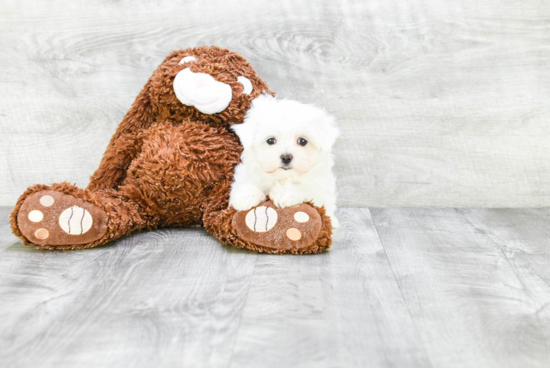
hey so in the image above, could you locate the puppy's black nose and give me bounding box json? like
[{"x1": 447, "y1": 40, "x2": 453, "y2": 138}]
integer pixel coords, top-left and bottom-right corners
[{"x1": 281, "y1": 154, "x2": 293, "y2": 165}]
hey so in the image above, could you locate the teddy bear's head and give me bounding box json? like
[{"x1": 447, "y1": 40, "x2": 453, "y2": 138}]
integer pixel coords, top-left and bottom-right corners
[{"x1": 148, "y1": 46, "x2": 273, "y2": 128}]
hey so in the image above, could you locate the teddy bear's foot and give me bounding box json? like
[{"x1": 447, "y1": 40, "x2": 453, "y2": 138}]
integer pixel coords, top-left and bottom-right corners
[
  {"x1": 232, "y1": 200, "x2": 331, "y2": 254},
  {"x1": 16, "y1": 190, "x2": 108, "y2": 248}
]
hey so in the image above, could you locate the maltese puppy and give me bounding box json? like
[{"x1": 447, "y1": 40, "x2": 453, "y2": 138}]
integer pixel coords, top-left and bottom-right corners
[{"x1": 229, "y1": 95, "x2": 340, "y2": 228}]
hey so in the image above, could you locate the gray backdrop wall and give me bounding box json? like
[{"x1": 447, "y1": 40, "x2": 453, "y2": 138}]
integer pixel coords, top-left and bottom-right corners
[{"x1": 1, "y1": 0, "x2": 549, "y2": 207}]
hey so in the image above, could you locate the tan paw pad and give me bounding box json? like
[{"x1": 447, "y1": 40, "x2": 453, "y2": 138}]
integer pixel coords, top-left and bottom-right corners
[
  {"x1": 17, "y1": 190, "x2": 108, "y2": 246},
  {"x1": 233, "y1": 200, "x2": 323, "y2": 253},
  {"x1": 35, "y1": 228, "x2": 49, "y2": 240},
  {"x1": 286, "y1": 228, "x2": 302, "y2": 241}
]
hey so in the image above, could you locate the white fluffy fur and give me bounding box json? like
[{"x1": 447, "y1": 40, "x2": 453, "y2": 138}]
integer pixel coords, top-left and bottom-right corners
[{"x1": 229, "y1": 95, "x2": 340, "y2": 228}]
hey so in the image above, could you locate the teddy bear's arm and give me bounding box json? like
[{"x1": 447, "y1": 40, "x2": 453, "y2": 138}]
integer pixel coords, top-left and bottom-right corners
[{"x1": 87, "y1": 83, "x2": 155, "y2": 191}]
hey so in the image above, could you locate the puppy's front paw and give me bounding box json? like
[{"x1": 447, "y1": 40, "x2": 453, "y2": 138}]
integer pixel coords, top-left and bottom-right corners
[
  {"x1": 270, "y1": 187, "x2": 304, "y2": 209},
  {"x1": 230, "y1": 190, "x2": 267, "y2": 211},
  {"x1": 330, "y1": 216, "x2": 340, "y2": 229}
]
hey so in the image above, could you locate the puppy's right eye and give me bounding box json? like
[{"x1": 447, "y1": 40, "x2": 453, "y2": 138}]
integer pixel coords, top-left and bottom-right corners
[{"x1": 266, "y1": 138, "x2": 276, "y2": 145}]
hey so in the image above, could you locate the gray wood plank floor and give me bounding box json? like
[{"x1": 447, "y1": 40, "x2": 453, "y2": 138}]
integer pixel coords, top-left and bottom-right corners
[{"x1": 1, "y1": 206, "x2": 550, "y2": 368}]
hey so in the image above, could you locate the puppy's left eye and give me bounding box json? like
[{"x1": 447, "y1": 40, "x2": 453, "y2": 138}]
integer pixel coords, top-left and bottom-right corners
[
  {"x1": 298, "y1": 138, "x2": 308, "y2": 146},
  {"x1": 267, "y1": 138, "x2": 276, "y2": 145}
]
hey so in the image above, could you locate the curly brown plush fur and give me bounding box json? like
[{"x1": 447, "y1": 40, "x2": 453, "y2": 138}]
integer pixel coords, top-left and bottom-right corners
[{"x1": 10, "y1": 46, "x2": 332, "y2": 254}]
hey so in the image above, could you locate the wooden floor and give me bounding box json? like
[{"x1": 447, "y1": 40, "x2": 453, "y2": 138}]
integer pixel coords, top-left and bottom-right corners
[{"x1": 1, "y1": 206, "x2": 550, "y2": 368}]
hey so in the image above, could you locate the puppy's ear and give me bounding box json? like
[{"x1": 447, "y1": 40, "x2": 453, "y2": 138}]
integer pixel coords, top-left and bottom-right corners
[
  {"x1": 312, "y1": 109, "x2": 340, "y2": 152},
  {"x1": 231, "y1": 119, "x2": 255, "y2": 149},
  {"x1": 232, "y1": 94, "x2": 275, "y2": 149}
]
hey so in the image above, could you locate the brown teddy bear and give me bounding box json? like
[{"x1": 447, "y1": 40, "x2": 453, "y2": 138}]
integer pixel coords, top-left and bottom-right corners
[{"x1": 10, "y1": 46, "x2": 333, "y2": 254}]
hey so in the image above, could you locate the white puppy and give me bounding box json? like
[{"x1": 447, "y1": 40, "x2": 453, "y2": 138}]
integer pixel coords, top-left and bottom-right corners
[{"x1": 229, "y1": 95, "x2": 340, "y2": 228}]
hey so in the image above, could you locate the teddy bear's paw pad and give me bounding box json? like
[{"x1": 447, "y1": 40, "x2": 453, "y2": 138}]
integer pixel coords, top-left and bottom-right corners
[
  {"x1": 17, "y1": 190, "x2": 108, "y2": 246},
  {"x1": 244, "y1": 206, "x2": 278, "y2": 232},
  {"x1": 233, "y1": 201, "x2": 322, "y2": 253}
]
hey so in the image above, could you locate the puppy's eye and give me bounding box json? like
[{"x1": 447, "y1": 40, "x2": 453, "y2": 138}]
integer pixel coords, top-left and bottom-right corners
[
  {"x1": 298, "y1": 138, "x2": 308, "y2": 146},
  {"x1": 267, "y1": 138, "x2": 276, "y2": 145}
]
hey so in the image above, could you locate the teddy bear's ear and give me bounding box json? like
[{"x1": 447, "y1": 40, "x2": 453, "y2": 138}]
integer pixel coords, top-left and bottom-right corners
[{"x1": 237, "y1": 76, "x2": 253, "y2": 95}]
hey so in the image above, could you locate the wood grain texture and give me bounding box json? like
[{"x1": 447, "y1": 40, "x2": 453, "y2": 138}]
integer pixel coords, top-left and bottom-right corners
[
  {"x1": 0, "y1": 207, "x2": 431, "y2": 368},
  {"x1": 1, "y1": 0, "x2": 550, "y2": 207},
  {"x1": 371, "y1": 208, "x2": 550, "y2": 368},
  {"x1": 3, "y1": 206, "x2": 550, "y2": 367},
  {"x1": 460, "y1": 208, "x2": 550, "y2": 365},
  {"x1": 229, "y1": 208, "x2": 430, "y2": 368},
  {"x1": 0, "y1": 222, "x2": 259, "y2": 367}
]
